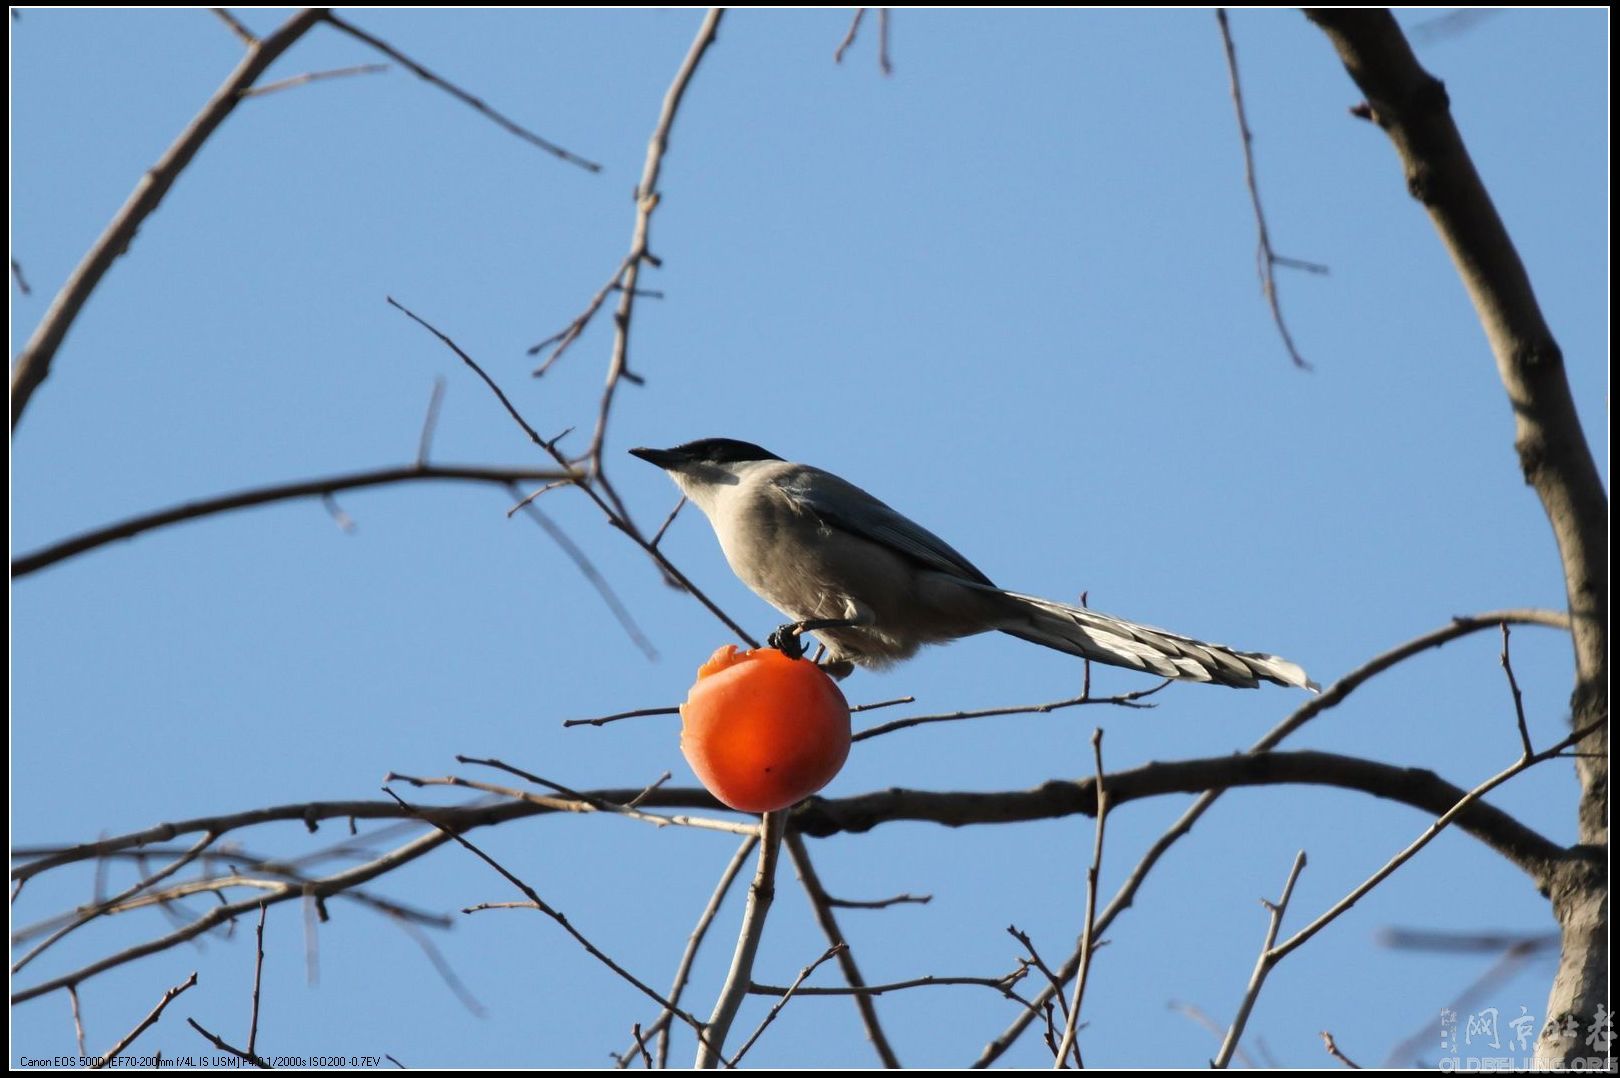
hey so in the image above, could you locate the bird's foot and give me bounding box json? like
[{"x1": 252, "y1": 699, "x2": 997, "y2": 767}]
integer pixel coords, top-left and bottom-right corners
[
  {"x1": 768, "y1": 623, "x2": 808, "y2": 660},
  {"x1": 767, "y1": 617, "x2": 868, "y2": 662}
]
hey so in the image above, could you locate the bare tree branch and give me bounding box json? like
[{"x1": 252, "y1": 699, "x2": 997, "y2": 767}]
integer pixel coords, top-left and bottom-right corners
[
  {"x1": 1303, "y1": 16, "x2": 1608, "y2": 1060},
  {"x1": 974, "y1": 608, "x2": 1571, "y2": 1066},
  {"x1": 749, "y1": 969, "x2": 1031, "y2": 1000},
  {"x1": 90, "y1": 971, "x2": 198, "y2": 1069},
  {"x1": 416, "y1": 376, "x2": 447, "y2": 466},
  {"x1": 238, "y1": 62, "x2": 388, "y2": 98},
  {"x1": 386, "y1": 296, "x2": 760, "y2": 647},
  {"x1": 1500, "y1": 623, "x2": 1534, "y2": 758},
  {"x1": 695, "y1": 810, "x2": 781, "y2": 1068},
  {"x1": 10, "y1": 8, "x2": 325, "y2": 429},
  {"x1": 1269, "y1": 724, "x2": 1598, "y2": 965},
  {"x1": 1167, "y1": 1000, "x2": 1256, "y2": 1068},
  {"x1": 248, "y1": 904, "x2": 267, "y2": 1057},
  {"x1": 584, "y1": 8, "x2": 726, "y2": 475},
  {"x1": 505, "y1": 487, "x2": 658, "y2": 660},
  {"x1": 1215, "y1": 8, "x2": 1327, "y2": 370},
  {"x1": 785, "y1": 832, "x2": 903, "y2": 1068},
  {"x1": 68, "y1": 984, "x2": 86, "y2": 1059},
  {"x1": 728, "y1": 943, "x2": 845, "y2": 1066},
  {"x1": 1213, "y1": 721, "x2": 1595, "y2": 1068},
  {"x1": 853, "y1": 679, "x2": 1169, "y2": 743},
  {"x1": 1321, "y1": 1030, "x2": 1361, "y2": 1068},
  {"x1": 834, "y1": 8, "x2": 892, "y2": 74},
  {"x1": 1214, "y1": 850, "x2": 1307, "y2": 1068},
  {"x1": 320, "y1": 12, "x2": 600, "y2": 172},
  {"x1": 1053, "y1": 729, "x2": 1106, "y2": 1068},
  {"x1": 186, "y1": 1017, "x2": 270, "y2": 1068},
  {"x1": 210, "y1": 8, "x2": 258, "y2": 46},
  {"x1": 636, "y1": 833, "x2": 759, "y2": 1069},
  {"x1": 13, "y1": 734, "x2": 1580, "y2": 1004},
  {"x1": 834, "y1": 8, "x2": 867, "y2": 65},
  {"x1": 13, "y1": 831, "x2": 219, "y2": 975},
  {"x1": 383, "y1": 788, "x2": 714, "y2": 1044},
  {"x1": 12, "y1": 462, "x2": 575, "y2": 577}
]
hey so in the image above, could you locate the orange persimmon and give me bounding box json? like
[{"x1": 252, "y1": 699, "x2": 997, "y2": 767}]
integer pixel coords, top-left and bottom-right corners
[{"x1": 679, "y1": 645, "x2": 852, "y2": 813}]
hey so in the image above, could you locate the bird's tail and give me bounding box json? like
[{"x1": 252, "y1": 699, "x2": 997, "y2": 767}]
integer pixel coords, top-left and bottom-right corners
[{"x1": 989, "y1": 589, "x2": 1317, "y2": 691}]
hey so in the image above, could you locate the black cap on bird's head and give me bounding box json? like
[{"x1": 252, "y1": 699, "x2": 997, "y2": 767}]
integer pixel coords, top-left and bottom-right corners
[{"x1": 630, "y1": 438, "x2": 784, "y2": 470}]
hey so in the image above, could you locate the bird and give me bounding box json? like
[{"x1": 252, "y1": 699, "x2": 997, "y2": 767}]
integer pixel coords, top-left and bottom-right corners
[{"x1": 630, "y1": 438, "x2": 1315, "y2": 690}]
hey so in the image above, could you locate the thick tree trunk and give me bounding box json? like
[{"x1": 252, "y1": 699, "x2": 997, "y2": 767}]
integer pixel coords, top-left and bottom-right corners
[{"x1": 1305, "y1": 10, "x2": 1608, "y2": 1067}]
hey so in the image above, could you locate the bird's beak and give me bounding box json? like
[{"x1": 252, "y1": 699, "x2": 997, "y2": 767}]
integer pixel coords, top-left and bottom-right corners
[{"x1": 630, "y1": 446, "x2": 684, "y2": 469}]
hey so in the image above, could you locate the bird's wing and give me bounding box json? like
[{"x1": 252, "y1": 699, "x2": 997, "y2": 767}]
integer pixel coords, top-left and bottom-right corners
[{"x1": 773, "y1": 467, "x2": 996, "y2": 586}]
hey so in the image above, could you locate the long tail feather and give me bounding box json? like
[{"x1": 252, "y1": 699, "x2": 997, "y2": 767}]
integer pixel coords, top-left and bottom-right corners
[{"x1": 994, "y1": 590, "x2": 1317, "y2": 691}]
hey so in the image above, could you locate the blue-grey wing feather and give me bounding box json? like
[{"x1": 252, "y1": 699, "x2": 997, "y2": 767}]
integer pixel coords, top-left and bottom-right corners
[{"x1": 774, "y1": 468, "x2": 996, "y2": 587}]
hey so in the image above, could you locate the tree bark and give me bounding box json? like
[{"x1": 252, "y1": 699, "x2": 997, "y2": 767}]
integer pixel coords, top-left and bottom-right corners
[{"x1": 1304, "y1": 11, "x2": 1608, "y2": 1066}]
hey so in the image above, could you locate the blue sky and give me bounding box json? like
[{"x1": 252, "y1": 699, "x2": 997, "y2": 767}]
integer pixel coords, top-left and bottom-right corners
[{"x1": 11, "y1": 8, "x2": 1608, "y2": 1068}]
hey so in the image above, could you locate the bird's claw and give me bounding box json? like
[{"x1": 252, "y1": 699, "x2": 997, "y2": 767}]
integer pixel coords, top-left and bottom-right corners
[{"x1": 768, "y1": 623, "x2": 807, "y2": 660}]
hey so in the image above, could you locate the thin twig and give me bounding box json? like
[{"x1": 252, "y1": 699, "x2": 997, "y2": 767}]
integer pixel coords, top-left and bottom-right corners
[
  {"x1": 505, "y1": 479, "x2": 575, "y2": 517},
  {"x1": 1215, "y1": 8, "x2": 1327, "y2": 370},
  {"x1": 69, "y1": 984, "x2": 87, "y2": 1058},
  {"x1": 380, "y1": 788, "x2": 713, "y2": 1040},
  {"x1": 527, "y1": 253, "x2": 635, "y2": 370},
  {"x1": 854, "y1": 681, "x2": 1168, "y2": 742},
  {"x1": 320, "y1": 12, "x2": 600, "y2": 172},
  {"x1": 388, "y1": 911, "x2": 485, "y2": 1016},
  {"x1": 387, "y1": 296, "x2": 758, "y2": 647},
  {"x1": 1381, "y1": 934, "x2": 1555, "y2": 1065},
  {"x1": 749, "y1": 970, "x2": 1030, "y2": 998},
  {"x1": 650, "y1": 495, "x2": 688, "y2": 549},
  {"x1": 834, "y1": 9, "x2": 867, "y2": 64},
  {"x1": 1499, "y1": 623, "x2": 1533, "y2": 757},
  {"x1": 1168, "y1": 1000, "x2": 1256, "y2": 1068},
  {"x1": 786, "y1": 832, "x2": 903, "y2": 1068},
  {"x1": 12, "y1": 462, "x2": 575, "y2": 577},
  {"x1": 11, "y1": 257, "x2": 32, "y2": 295},
  {"x1": 729, "y1": 944, "x2": 846, "y2": 1066},
  {"x1": 1053, "y1": 729, "x2": 1106, "y2": 1068},
  {"x1": 1321, "y1": 1030, "x2": 1361, "y2": 1068},
  {"x1": 564, "y1": 705, "x2": 680, "y2": 729},
  {"x1": 13, "y1": 818, "x2": 493, "y2": 1004},
  {"x1": 1268, "y1": 722, "x2": 1599, "y2": 965},
  {"x1": 416, "y1": 376, "x2": 446, "y2": 466},
  {"x1": 187, "y1": 1017, "x2": 270, "y2": 1068},
  {"x1": 239, "y1": 63, "x2": 388, "y2": 97},
  {"x1": 1213, "y1": 850, "x2": 1308, "y2": 1068},
  {"x1": 11, "y1": 9, "x2": 325, "y2": 429},
  {"x1": 321, "y1": 492, "x2": 355, "y2": 533},
  {"x1": 90, "y1": 971, "x2": 198, "y2": 1069},
  {"x1": 210, "y1": 8, "x2": 257, "y2": 46},
  {"x1": 507, "y1": 486, "x2": 658, "y2": 659},
  {"x1": 850, "y1": 694, "x2": 915, "y2": 714},
  {"x1": 389, "y1": 770, "x2": 753, "y2": 837},
  {"x1": 638, "y1": 833, "x2": 758, "y2": 1069},
  {"x1": 1376, "y1": 926, "x2": 1558, "y2": 954},
  {"x1": 585, "y1": 8, "x2": 727, "y2": 472},
  {"x1": 630, "y1": 1023, "x2": 653, "y2": 1069},
  {"x1": 696, "y1": 811, "x2": 781, "y2": 1068},
  {"x1": 567, "y1": 692, "x2": 910, "y2": 730},
  {"x1": 248, "y1": 904, "x2": 266, "y2": 1057},
  {"x1": 826, "y1": 891, "x2": 930, "y2": 910},
  {"x1": 1007, "y1": 926, "x2": 1071, "y2": 1024},
  {"x1": 13, "y1": 830, "x2": 219, "y2": 974}
]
